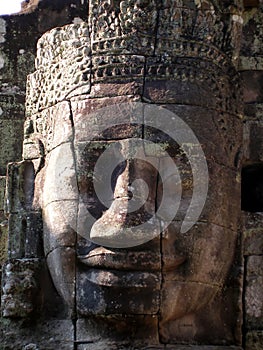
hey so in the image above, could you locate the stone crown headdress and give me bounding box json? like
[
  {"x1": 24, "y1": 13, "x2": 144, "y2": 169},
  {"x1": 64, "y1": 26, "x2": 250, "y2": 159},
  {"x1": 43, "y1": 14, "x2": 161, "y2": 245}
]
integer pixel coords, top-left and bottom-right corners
[{"x1": 26, "y1": 0, "x2": 243, "y2": 119}]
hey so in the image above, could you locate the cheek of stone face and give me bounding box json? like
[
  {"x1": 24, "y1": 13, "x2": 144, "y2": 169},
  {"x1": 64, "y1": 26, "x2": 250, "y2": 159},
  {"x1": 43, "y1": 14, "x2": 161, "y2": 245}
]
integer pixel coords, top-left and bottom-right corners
[
  {"x1": 41, "y1": 143, "x2": 79, "y2": 248},
  {"x1": 40, "y1": 143, "x2": 79, "y2": 309},
  {"x1": 159, "y1": 221, "x2": 237, "y2": 339},
  {"x1": 155, "y1": 137, "x2": 239, "y2": 328}
]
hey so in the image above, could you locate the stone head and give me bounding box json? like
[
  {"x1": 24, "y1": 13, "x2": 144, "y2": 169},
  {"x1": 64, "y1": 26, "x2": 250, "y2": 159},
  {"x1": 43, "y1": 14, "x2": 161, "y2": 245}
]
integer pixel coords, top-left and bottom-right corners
[{"x1": 22, "y1": 0, "x2": 243, "y2": 345}]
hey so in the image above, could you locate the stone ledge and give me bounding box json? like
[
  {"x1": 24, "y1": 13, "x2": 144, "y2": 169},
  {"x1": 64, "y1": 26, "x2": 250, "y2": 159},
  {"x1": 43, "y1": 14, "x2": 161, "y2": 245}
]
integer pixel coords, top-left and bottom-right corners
[{"x1": 77, "y1": 345, "x2": 243, "y2": 350}]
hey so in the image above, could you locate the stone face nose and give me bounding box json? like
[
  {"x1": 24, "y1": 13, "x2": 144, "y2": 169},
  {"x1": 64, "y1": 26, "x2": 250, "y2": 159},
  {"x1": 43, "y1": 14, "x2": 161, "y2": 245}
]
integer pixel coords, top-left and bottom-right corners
[{"x1": 90, "y1": 157, "x2": 159, "y2": 248}]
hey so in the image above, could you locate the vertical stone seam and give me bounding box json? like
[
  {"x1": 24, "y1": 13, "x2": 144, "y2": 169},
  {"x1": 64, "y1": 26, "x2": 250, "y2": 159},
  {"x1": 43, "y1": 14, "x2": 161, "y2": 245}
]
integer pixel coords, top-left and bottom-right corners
[
  {"x1": 242, "y1": 254, "x2": 248, "y2": 349},
  {"x1": 157, "y1": 161, "x2": 164, "y2": 344},
  {"x1": 68, "y1": 99, "x2": 78, "y2": 349},
  {"x1": 71, "y1": 15, "x2": 92, "y2": 347},
  {"x1": 238, "y1": 226, "x2": 245, "y2": 346},
  {"x1": 153, "y1": 0, "x2": 161, "y2": 56}
]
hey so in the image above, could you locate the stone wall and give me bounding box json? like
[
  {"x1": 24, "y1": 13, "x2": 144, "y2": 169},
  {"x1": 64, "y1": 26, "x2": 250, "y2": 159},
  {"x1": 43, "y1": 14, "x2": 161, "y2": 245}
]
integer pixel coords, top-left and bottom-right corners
[
  {"x1": 241, "y1": 1, "x2": 263, "y2": 349},
  {"x1": 0, "y1": 0, "x2": 88, "y2": 291}
]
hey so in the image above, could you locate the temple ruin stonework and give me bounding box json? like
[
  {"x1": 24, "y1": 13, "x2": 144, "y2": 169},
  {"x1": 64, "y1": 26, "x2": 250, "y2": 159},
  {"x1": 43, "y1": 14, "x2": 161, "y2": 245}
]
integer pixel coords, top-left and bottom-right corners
[{"x1": 0, "y1": 0, "x2": 262, "y2": 349}]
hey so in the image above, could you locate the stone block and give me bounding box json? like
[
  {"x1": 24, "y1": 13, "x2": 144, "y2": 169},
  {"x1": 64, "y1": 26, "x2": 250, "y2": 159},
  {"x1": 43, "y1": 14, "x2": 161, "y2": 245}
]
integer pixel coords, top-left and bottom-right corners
[
  {"x1": 8, "y1": 211, "x2": 43, "y2": 259},
  {"x1": 5, "y1": 161, "x2": 35, "y2": 215},
  {"x1": 46, "y1": 247, "x2": 75, "y2": 310},
  {"x1": 26, "y1": 23, "x2": 91, "y2": 115},
  {"x1": 244, "y1": 121, "x2": 263, "y2": 162},
  {"x1": 246, "y1": 331, "x2": 263, "y2": 350},
  {"x1": 77, "y1": 345, "x2": 242, "y2": 350},
  {"x1": 143, "y1": 59, "x2": 242, "y2": 116},
  {"x1": 1, "y1": 258, "x2": 42, "y2": 317},
  {"x1": 244, "y1": 103, "x2": 263, "y2": 121},
  {"x1": 23, "y1": 140, "x2": 42, "y2": 161},
  {"x1": 0, "y1": 93, "x2": 25, "y2": 120},
  {"x1": 43, "y1": 200, "x2": 77, "y2": 255},
  {"x1": 89, "y1": 1, "x2": 156, "y2": 56},
  {"x1": 76, "y1": 266, "x2": 160, "y2": 316},
  {"x1": 77, "y1": 345, "x2": 163, "y2": 350},
  {"x1": 159, "y1": 220, "x2": 242, "y2": 345},
  {"x1": 242, "y1": 71, "x2": 263, "y2": 104},
  {"x1": 90, "y1": 81, "x2": 143, "y2": 98},
  {"x1": 76, "y1": 315, "x2": 159, "y2": 345},
  {"x1": 240, "y1": 8, "x2": 263, "y2": 58},
  {"x1": 42, "y1": 143, "x2": 78, "y2": 207},
  {"x1": 156, "y1": 158, "x2": 240, "y2": 232},
  {"x1": 168, "y1": 222, "x2": 237, "y2": 286},
  {"x1": 24, "y1": 101, "x2": 73, "y2": 158},
  {"x1": 243, "y1": 212, "x2": 263, "y2": 230},
  {"x1": 243, "y1": 213, "x2": 263, "y2": 256},
  {"x1": 76, "y1": 242, "x2": 160, "y2": 316},
  {"x1": 245, "y1": 256, "x2": 263, "y2": 329},
  {"x1": 77, "y1": 239, "x2": 161, "y2": 272},
  {"x1": 0, "y1": 176, "x2": 6, "y2": 210},
  {"x1": 91, "y1": 55, "x2": 145, "y2": 85},
  {"x1": 0, "y1": 318, "x2": 74, "y2": 350},
  {"x1": 8, "y1": 214, "x2": 25, "y2": 258},
  {"x1": 239, "y1": 56, "x2": 263, "y2": 71},
  {"x1": 143, "y1": 74, "x2": 216, "y2": 109},
  {"x1": 71, "y1": 96, "x2": 143, "y2": 143},
  {"x1": 244, "y1": 230, "x2": 263, "y2": 257},
  {"x1": 165, "y1": 347, "x2": 242, "y2": 350},
  {"x1": 0, "y1": 17, "x2": 6, "y2": 43},
  {"x1": 0, "y1": 117, "x2": 24, "y2": 175},
  {"x1": 143, "y1": 104, "x2": 242, "y2": 171},
  {"x1": 159, "y1": 282, "x2": 242, "y2": 344},
  {"x1": 0, "y1": 213, "x2": 8, "y2": 265}
]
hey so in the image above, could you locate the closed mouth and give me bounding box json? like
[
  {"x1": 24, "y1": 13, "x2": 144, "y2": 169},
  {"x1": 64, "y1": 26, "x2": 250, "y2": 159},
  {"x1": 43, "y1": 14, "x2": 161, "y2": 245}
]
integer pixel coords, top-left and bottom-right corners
[
  {"x1": 78, "y1": 247, "x2": 161, "y2": 272},
  {"x1": 78, "y1": 247, "x2": 186, "y2": 272}
]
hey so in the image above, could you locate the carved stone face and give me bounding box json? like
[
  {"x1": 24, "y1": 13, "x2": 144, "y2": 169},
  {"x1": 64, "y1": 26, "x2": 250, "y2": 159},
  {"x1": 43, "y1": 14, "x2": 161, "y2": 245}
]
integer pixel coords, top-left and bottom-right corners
[
  {"x1": 23, "y1": 1, "x2": 244, "y2": 344},
  {"x1": 37, "y1": 97, "x2": 242, "y2": 344}
]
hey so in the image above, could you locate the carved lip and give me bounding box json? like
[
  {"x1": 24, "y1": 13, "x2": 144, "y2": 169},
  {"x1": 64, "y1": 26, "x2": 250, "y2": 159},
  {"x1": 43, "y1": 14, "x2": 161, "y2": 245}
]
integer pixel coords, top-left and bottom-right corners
[
  {"x1": 84, "y1": 269, "x2": 160, "y2": 288},
  {"x1": 78, "y1": 247, "x2": 186, "y2": 272},
  {"x1": 162, "y1": 256, "x2": 187, "y2": 272},
  {"x1": 78, "y1": 247, "x2": 161, "y2": 271}
]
